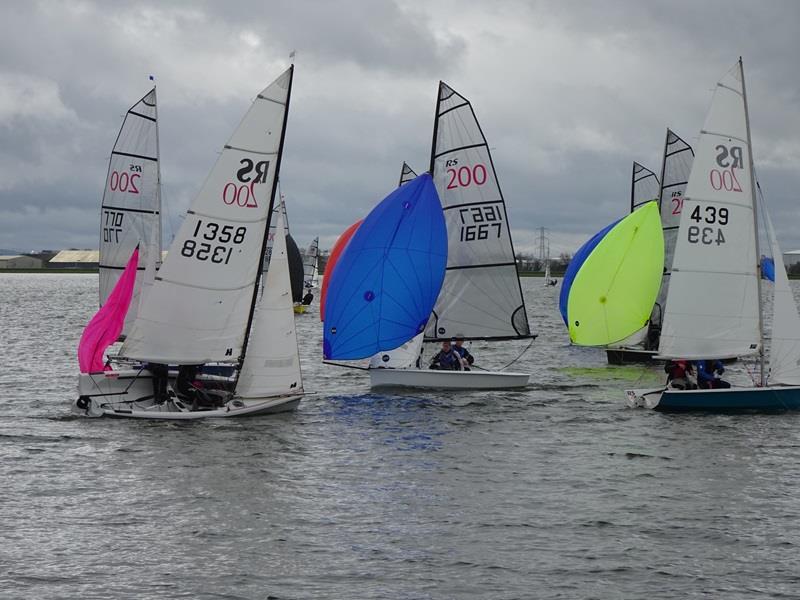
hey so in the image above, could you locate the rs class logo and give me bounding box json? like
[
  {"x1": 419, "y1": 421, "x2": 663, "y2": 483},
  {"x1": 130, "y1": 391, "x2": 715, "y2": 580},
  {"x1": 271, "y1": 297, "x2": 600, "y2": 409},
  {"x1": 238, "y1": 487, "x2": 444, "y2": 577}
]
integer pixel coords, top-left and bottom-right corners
[
  {"x1": 715, "y1": 145, "x2": 743, "y2": 169},
  {"x1": 236, "y1": 159, "x2": 270, "y2": 183},
  {"x1": 222, "y1": 159, "x2": 270, "y2": 207}
]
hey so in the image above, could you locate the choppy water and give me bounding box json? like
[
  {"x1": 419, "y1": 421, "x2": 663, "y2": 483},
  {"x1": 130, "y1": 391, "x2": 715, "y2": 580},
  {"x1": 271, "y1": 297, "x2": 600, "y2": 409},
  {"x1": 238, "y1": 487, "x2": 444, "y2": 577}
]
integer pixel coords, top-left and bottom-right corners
[{"x1": 1, "y1": 273, "x2": 800, "y2": 599}]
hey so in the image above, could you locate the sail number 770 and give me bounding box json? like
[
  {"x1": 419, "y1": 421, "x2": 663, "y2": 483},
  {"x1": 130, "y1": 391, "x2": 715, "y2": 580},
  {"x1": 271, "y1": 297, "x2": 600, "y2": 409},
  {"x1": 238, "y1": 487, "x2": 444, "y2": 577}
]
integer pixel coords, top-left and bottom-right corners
[{"x1": 687, "y1": 205, "x2": 728, "y2": 246}]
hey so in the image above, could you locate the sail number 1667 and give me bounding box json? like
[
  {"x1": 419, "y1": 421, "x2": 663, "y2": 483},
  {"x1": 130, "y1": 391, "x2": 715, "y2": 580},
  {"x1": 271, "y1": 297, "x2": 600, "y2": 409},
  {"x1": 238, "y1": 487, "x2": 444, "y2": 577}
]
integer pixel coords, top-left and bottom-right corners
[{"x1": 687, "y1": 205, "x2": 728, "y2": 246}]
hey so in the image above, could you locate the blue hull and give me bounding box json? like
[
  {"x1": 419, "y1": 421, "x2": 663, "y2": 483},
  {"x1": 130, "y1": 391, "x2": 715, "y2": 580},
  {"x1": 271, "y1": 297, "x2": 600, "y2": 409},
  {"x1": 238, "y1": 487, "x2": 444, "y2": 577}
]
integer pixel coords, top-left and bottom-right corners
[{"x1": 658, "y1": 386, "x2": 800, "y2": 412}]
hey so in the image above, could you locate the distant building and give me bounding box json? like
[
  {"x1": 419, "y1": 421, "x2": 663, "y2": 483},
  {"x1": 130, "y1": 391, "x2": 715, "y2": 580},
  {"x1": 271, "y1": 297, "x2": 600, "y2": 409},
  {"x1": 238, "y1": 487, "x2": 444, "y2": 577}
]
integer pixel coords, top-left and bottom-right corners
[
  {"x1": 0, "y1": 255, "x2": 44, "y2": 269},
  {"x1": 49, "y1": 250, "x2": 99, "y2": 269},
  {"x1": 784, "y1": 251, "x2": 800, "y2": 269}
]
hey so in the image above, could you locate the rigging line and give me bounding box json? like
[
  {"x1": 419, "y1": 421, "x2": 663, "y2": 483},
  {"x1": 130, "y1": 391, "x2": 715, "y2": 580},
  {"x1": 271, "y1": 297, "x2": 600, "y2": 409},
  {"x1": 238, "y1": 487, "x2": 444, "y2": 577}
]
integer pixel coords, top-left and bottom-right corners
[
  {"x1": 323, "y1": 360, "x2": 370, "y2": 371},
  {"x1": 496, "y1": 336, "x2": 537, "y2": 372}
]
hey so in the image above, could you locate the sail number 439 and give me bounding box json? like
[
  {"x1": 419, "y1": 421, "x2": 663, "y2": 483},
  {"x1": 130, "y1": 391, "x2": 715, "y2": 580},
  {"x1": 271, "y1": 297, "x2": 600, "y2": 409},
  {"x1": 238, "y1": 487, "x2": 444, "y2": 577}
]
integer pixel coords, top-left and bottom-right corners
[{"x1": 687, "y1": 205, "x2": 728, "y2": 246}]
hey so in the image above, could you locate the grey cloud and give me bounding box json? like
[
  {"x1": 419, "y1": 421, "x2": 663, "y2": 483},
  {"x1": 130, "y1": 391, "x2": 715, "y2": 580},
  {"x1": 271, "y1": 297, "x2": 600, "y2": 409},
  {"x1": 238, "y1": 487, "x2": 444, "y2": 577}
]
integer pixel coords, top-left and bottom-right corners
[{"x1": 0, "y1": 0, "x2": 798, "y2": 257}]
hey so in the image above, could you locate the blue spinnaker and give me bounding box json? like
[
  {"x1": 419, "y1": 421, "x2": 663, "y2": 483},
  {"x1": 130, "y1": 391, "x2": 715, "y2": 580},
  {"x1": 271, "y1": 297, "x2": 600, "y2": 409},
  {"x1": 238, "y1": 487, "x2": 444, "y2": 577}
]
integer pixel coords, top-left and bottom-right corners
[
  {"x1": 323, "y1": 173, "x2": 447, "y2": 360},
  {"x1": 559, "y1": 217, "x2": 622, "y2": 325},
  {"x1": 761, "y1": 256, "x2": 775, "y2": 282}
]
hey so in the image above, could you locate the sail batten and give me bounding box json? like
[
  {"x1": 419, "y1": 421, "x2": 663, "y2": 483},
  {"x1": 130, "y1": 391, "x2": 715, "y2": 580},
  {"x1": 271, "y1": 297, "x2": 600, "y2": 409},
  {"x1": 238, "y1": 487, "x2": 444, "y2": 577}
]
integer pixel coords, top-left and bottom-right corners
[
  {"x1": 427, "y1": 81, "x2": 531, "y2": 341},
  {"x1": 120, "y1": 67, "x2": 293, "y2": 365}
]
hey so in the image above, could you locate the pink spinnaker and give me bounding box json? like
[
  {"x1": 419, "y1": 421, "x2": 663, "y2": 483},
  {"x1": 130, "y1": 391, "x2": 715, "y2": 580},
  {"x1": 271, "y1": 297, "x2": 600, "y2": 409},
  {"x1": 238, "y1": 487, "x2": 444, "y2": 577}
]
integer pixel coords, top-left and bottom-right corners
[{"x1": 78, "y1": 247, "x2": 139, "y2": 373}]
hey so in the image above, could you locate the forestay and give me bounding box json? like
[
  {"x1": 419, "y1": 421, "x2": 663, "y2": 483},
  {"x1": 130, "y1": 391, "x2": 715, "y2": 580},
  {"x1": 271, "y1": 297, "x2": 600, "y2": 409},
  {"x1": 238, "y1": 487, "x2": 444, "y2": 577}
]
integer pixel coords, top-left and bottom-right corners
[
  {"x1": 428, "y1": 82, "x2": 530, "y2": 341},
  {"x1": 630, "y1": 162, "x2": 659, "y2": 212},
  {"x1": 121, "y1": 67, "x2": 293, "y2": 364},
  {"x1": 236, "y1": 206, "x2": 303, "y2": 397},
  {"x1": 659, "y1": 63, "x2": 760, "y2": 360},
  {"x1": 98, "y1": 88, "x2": 161, "y2": 335}
]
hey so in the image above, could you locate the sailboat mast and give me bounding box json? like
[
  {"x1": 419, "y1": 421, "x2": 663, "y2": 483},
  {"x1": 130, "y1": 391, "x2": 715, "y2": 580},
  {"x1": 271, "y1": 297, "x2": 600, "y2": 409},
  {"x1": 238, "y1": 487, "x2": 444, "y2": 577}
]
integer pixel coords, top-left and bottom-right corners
[
  {"x1": 238, "y1": 65, "x2": 294, "y2": 372},
  {"x1": 428, "y1": 82, "x2": 442, "y2": 173},
  {"x1": 740, "y1": 57, "x2": 766, "y2": 386},
  {"x1": 657, "y1": 129, "x2": 670, "y2": 212},
  {"x1": 629, "y1": 162, "x2": 636, "y2": 213},
  {"x1": 153, "y1": 85, "x2": 163, "y2": 265}
]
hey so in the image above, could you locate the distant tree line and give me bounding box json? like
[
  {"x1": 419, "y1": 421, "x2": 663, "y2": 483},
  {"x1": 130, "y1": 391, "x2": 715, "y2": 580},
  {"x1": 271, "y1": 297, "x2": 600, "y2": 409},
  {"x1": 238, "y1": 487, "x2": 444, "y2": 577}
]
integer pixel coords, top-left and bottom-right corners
[{"x1": 516, "y1": 252, "x2": 571, "y2": 274}]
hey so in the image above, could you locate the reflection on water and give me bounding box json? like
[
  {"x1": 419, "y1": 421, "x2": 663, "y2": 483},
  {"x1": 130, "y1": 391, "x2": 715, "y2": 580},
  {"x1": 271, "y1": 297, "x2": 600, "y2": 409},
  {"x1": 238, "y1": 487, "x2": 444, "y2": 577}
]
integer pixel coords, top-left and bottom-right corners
[{"x1": 2, "y1": 273, "x2": 800, "y2": 599}]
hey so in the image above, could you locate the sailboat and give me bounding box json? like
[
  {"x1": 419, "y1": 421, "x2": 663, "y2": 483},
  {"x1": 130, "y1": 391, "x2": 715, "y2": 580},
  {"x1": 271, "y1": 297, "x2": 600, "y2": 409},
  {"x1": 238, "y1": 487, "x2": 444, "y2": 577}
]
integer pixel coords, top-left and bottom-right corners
[
  {"x1": 607, "y1": 139, "x2": 695, "y2": 364},
  {"x1": 303, "y1": 237, "x2": 319, "y2": 290},
  {"x1": 74, "y1": 66, "x2": 304, "y2": 418},
  {"x1": 627, "y1": 58, "x2": 800, "y2": 411},
  {"x1": 98, "y1": 87, "x2": 162, "y2": 337},
  {"x1": 367, "y1": 82, "x2": 535, "y2": 389}
]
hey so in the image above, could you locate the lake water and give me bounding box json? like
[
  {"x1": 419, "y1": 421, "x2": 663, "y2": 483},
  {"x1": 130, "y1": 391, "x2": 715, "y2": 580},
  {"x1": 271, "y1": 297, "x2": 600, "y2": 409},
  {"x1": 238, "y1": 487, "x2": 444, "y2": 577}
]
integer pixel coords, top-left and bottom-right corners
[{"x1": 1, "y1": 273, "x2": 799, "y2": 599}]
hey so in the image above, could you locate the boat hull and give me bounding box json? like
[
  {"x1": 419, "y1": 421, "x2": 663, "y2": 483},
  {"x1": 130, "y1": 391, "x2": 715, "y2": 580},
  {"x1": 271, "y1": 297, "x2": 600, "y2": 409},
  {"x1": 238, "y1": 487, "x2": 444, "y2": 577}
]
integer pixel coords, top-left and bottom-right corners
[
  {"x1": 369, "y1": 368, "x2": 529, "y2": 390},
  {"x1": 626, "y1": 385, "x2": 800, "y2": 412},
  {"x1": 75, "y1": 369, "x2": 302, "y2": 419},
  {"x1": 606, "y1": 348, "x2": 659, "y2": 365}
]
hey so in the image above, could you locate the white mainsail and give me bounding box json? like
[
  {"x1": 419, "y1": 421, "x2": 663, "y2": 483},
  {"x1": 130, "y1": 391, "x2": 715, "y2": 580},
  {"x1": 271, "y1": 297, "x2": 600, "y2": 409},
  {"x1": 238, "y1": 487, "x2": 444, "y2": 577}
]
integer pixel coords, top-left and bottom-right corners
[
  {"x1": 427, "y1": 82, "x2": 531, "y2": 341},
  {"x1": 121, "y1": 67, "x2": 293, "y2": 364},
  {"x1": 654, "y1": 130, "x2": 695, "y2": 324},
  {"x1": 99, "y1": 87, "x2": 161, "y2": 335},
  {"x1": 659, "y1": 62, "x2": 760, "y2": 360},
  {"x1": 630, "y1": 162, "x2": 659, "y2": 212},
  {"x1": 236, "y1": 203, "x2": 303, "y2": 397},
  {"x1": 303, "y1": 237, "x2": 319, "y2": 288}
]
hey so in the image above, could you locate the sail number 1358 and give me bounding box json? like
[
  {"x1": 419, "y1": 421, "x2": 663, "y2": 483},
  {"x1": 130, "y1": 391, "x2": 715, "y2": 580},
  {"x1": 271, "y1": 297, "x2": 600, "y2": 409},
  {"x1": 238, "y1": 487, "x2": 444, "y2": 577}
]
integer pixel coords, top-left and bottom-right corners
[{"x1": 687, "y1": 205, "x2": 728, "y2": 246}]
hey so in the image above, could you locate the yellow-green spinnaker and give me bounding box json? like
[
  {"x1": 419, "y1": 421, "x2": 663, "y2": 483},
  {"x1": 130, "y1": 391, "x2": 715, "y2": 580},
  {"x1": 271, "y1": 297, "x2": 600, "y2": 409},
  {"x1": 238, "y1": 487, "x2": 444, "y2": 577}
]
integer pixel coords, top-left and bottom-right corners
[{"x1": 567, "y1": 201, "x2": 664, "y2": 346}]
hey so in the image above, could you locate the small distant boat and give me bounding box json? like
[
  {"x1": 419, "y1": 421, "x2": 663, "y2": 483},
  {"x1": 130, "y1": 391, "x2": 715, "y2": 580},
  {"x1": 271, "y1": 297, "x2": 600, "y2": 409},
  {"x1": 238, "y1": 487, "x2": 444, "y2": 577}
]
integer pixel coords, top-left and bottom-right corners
[
  {"x1": 303, "y1": 237, "x2": 319, "y2": 290},
  {"x1": 627, "y1": 58, "x2": 800, "y2": 411},
  {"x1": 607, "y1": 133, "x2": 695, "y2": 364},
  {"x1": 75, "y1": 67, "x2": 304, "y2": 419}
]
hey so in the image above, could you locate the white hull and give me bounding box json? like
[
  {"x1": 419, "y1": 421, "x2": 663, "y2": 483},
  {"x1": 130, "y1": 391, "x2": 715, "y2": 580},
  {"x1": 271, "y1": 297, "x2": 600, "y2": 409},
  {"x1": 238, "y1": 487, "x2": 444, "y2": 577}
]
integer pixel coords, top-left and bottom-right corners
[
  {"x1": 75, "y1": 369, "x2": 301, "y2": 419},
  {"x1": 369, "y1": 368, "x2": 529, "y2": 390}
]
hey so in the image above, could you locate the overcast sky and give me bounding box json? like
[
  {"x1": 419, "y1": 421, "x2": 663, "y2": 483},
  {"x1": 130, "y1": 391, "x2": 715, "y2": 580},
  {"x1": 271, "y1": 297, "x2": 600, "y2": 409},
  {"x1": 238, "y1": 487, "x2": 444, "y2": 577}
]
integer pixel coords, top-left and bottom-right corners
[{"x1": 1, "y1": 0, "x2": 799, "y2": 256}]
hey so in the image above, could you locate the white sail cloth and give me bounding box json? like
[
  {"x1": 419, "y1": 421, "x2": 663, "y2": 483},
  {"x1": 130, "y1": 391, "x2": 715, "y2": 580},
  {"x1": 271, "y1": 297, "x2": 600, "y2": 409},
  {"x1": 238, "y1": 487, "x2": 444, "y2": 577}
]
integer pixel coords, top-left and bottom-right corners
[
  {"x1": 236, "y1": 204, "x2": 303, "y2": 397},
  {"x1": 631, "y1": 162, "x2": 659, "y2": 211},
  {"x1": 427, "y1": 82, "x2": 530, "y2": 340},
  {"x1": 99, "y1": 88, "x2": 161, "y2": 335},
  {"x1": 764, "y1": 209, "x2": 800, "y2": 385},
  {"x1": 659, "y1": 64, "x2": 760, "y2": 360},
  {"x1": 121, "y1": 68, "x2": 292, "y2": 364}
]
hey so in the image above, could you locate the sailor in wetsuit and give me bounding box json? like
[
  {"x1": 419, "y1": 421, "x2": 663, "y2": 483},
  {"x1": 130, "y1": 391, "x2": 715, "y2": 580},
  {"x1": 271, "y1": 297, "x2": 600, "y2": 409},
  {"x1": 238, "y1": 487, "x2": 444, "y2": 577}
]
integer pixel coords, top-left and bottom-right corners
[
  {"x1": 430, "y1": 340, "x2": 462, "y2": 371},
  {"x1": 452, "y1": 337, "x2": 474, "y2": 371},
  {"x1": 697, "y1": 359, "x2": 730, "y2": 389}
]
